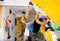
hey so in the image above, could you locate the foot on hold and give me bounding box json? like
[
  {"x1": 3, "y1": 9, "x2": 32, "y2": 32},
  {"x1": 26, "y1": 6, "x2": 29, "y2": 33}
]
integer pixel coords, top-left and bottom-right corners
[
  {"x1": 57, "y1": 39, "x2": 60, "y2": 41},
  {"x1": 15, "y1": 37, "x2": 17, "y2": 41},
  {"x1": 7, "y1": 36, "x2": 11, "y2": 39}
]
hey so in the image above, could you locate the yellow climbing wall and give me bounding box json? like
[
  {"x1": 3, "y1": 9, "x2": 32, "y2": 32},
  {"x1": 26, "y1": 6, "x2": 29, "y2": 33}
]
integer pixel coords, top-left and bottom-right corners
[
  {"x1": 40, "y1": 25, "x2": 52, "y2": 41},
  {"x1": 32, "y1": 0, "x2": 60, "y2": 41},
  {"x1": 32, "y1": 0, "x2": 60, "y2": 26},
  {"x1": 15, "y1": 17, "x2": 22, "y2": 41}
]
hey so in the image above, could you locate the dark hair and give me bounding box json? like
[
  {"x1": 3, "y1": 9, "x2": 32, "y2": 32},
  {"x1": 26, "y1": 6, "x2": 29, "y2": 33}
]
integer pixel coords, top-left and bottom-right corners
[
  {"x1": 22, "y1": 11, "x2": 26, "y2": 14},
  {"x1": 47, "y1": 21, "x2": 51, "y2": 26},
  {"x1": 9, "y1": 9, "x2": 12, "y2": 14},
  {"x1": 48, "y1": 21, "x2": 50, "y2": 23},
  {"x1": 39, "y1": 18, "x2": 43, "y2": 22},
  {"x1": 9, "y1": 20, "x2": 11, "y2": 22}
]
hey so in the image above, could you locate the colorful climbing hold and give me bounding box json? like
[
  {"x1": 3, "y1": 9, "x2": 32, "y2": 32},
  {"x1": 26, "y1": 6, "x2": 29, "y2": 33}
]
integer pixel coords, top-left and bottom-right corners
[
  {"x1": 29, "y1": 2, "x2": 33, "y2": 5},
  {"x1": 9, "y1": 9, "x2": 12, "y2": 14}
]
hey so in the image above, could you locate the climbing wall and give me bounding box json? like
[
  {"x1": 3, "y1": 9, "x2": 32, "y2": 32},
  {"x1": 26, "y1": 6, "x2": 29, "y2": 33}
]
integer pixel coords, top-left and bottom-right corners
[
  {"x1": 31, "y1": 0, "x2": 53, "y2": 41},
  {"x1": 32, "y1": 0, "x2": 60, "y2": 26},
  {"x1": 31, "y1": 0, "x2": 60, "y2": 41},
  {"x1": 40, "y1": 25, "x2": 52, "y2": 41}
]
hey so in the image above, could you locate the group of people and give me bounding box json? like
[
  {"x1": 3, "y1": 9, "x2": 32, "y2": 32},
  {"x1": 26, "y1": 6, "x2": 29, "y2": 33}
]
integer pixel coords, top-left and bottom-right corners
[
  {"x1": 5, "y1": 2, "x2": 53, "y2": 41},
  {"x1": 18, "y1": 2, "x2": 52, "y2": 41}
]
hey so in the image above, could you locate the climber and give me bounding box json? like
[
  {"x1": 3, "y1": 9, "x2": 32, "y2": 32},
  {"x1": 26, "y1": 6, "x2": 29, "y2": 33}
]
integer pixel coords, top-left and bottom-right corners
[{"x1": 5, "y1": 16, "x2": 11, "y2": 39}]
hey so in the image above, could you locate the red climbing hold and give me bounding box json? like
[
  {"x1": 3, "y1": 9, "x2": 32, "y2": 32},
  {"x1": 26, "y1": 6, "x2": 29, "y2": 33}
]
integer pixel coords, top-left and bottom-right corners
[{"x1": 46, "y1": 15, "x2": 51, "y2": 20}]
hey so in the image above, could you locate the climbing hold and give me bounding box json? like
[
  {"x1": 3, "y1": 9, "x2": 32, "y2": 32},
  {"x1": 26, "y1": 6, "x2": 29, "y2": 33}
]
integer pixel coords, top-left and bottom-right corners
[
  {"x1": 9, "y1": 9, "x2": 12, "y2": 14},
  {"x1": 46, "y1": 15, "x2": 51, "y2": 20},
  {"x1": 29, "y1": 2, "x2": 33, "y2": 5},
  {"x1": 55, "y1": 26, "x2": 60, "y2": 31},
  {"x1": 39, "y1": 6, "x2": 41, "y2": 8},
  {"x1": 22, "y1": 11, "x2": 26, "y2": 14},
  {"x1": 36, "y1": 4, "x2": 38, "y2": 5},
  {"x1": 39, "y1": 15, "x2": 47, "y2": 20},
  {"x1": 51, "y1": 21, "x2": 60, "y2": 31},
  {"x1": 49, "y1": 27, "x2": 55, "y2": 31}
]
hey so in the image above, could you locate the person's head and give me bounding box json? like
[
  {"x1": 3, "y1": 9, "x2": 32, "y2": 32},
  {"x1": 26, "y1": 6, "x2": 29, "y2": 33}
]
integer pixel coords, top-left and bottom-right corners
[
  {"x1": 38, "y1": 13, "x2": 48, "y2": 22},
  {"x1": 29, "y1": 1, "x2": 33, "y2": 6},
  {"x1": 39, "y1": 18, "x2": 43, "y2": 22},
  {"x1": 35, "y1": 12, "x2": 40, "y2": 19},
  {"x1": 7, "y1": 16, "x2": 11, "y2": 22}
]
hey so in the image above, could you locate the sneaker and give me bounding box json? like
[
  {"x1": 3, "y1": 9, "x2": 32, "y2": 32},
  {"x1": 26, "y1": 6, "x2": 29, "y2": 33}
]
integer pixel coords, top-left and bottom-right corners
[
  {"x1": 7, "y1": 36, "x2": 11, "y2": 39},
  {"x1": 15, "y1": 37, "x2": 17, "y2": 41}
]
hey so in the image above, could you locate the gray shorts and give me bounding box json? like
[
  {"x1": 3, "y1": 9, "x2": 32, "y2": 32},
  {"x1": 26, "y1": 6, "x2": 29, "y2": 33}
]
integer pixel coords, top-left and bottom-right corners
[{"x1": 5, "y1": 26, "x2": 10, "y2": 32}]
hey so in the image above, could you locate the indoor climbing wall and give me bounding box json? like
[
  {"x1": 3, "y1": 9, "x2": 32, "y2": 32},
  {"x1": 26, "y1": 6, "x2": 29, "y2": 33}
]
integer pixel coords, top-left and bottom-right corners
[
  {"x1": 32, "y1": 0, "x2": 60, "y2": 26},
  {"x1": 15, "y1": 17, "x2": 22, "y2": 41},
  {"x1": 31, "y1": 0, "x2": 52, "y2": 41},
  {"x1": 32, "y1": 0, "x2": 60, "y2": 41}
]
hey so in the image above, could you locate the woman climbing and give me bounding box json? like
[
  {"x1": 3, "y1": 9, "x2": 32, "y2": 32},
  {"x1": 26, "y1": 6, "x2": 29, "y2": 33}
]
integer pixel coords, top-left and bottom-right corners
[
  {"x1": 13, "y1": 2, "x2": 31, "y2": 41},
  {"x1": 5, "y1": 16, "x2": 11, "y2": 39},
  {"x1": 20, "y1": 2, "x2": 46, "y2": 41}
]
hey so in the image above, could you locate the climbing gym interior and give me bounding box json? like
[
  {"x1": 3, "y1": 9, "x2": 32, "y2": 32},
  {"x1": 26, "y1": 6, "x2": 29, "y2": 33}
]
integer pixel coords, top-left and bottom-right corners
[{"x1": 0, "y1": 0, "x2": 60, "y2": 41}]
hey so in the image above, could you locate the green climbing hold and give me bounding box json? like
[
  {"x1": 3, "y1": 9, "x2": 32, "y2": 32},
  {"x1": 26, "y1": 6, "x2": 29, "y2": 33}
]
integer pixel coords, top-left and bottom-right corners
[
  {"x1": 55, "y1": 26, "x2": 60, "y2": 31},
  {"x1": 51, "y1": 21, "x2": 60, "y2": 31}
]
